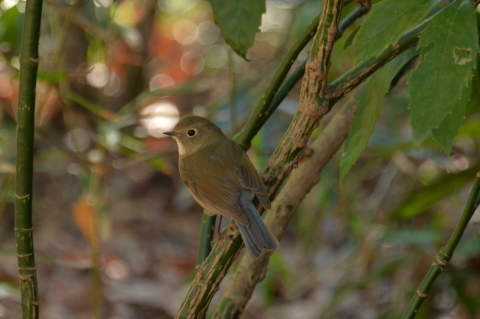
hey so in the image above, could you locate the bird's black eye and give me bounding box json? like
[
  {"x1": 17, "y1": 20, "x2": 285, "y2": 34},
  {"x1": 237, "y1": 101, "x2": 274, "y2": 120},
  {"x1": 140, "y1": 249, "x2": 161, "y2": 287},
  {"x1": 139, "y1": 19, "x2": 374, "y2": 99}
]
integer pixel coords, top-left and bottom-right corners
[{"x1": 187, "y1": 129, "x2": 196, "y2": 137}]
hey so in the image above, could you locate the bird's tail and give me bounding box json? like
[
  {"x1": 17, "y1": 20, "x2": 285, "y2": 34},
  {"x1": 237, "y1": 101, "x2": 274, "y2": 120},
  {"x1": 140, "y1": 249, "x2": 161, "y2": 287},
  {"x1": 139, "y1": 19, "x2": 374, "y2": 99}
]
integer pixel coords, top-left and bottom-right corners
[{"x1": 237, "y1": 191, "x2": 279, "y2": 259}]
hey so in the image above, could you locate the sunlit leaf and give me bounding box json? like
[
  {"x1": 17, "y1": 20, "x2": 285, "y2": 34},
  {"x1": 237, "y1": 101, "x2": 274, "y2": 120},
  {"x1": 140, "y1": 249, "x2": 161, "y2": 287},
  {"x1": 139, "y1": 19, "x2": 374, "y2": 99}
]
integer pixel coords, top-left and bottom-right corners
[
  {"x1": 353, "y1": 0, "x2": 440, "y2": 63},
  {"x1": 207, "y1": 0, "x2": 265, "y2": 59},
  {"x1": 408, "y1": 0, "x2": 478, "y2": 151},
  {"x1": 340, "y1": 49, "x2": 418, "y2": 180},
  {"x1": 73, "y1": 196, "x2": 99, "y2": 248}
]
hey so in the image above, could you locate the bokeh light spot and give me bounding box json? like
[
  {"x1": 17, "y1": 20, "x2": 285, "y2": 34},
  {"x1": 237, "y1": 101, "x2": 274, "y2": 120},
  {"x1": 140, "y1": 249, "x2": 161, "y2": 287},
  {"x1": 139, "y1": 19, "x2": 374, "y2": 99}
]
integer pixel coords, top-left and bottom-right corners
[
  {"x1": 203, "y1": 45, "x2": 228, "y2": 69},
  {"x1": 180, "y1": 51, "x2": 204, "y2": 75},
  {"x1": 140, "y1": 101, "x2": 180, "y2": 137},
  {"x1": 173, "y1": 20, "x2": 197, "y2": 45},
  {"x1": 196, "y1": 21, "x2": 219, "y2": 45},
  {"x1": 149, "y1": 73, "x2": 174, "y2": 91},
  {"x1": 86, "y1": 63, "x2": 109, "y2": 88},
  {"x1": 0, "y1": 0, "x2": 19, "y2": 11}
]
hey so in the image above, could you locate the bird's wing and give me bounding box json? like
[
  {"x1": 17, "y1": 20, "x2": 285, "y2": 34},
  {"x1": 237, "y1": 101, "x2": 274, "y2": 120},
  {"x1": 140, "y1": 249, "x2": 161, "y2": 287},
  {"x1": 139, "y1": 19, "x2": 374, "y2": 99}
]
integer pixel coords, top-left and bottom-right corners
[
  {"x1": 186, "y1": 177, "x2": 249, "y2": 226},
  {"x1": 237, "y1": 152, "x2": 271, "y2": 210}
]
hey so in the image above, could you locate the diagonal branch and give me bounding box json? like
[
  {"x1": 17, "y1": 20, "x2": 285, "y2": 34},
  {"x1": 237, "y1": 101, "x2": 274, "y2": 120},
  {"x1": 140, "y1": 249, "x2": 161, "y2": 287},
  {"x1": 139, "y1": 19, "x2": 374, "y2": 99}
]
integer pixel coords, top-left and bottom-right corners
[
  {"x1": 234, "y1": 5, "x2": 371, "y2": 149},
  {"x1": 234, "y1": 13, "x2": 321, "y2": 149}
]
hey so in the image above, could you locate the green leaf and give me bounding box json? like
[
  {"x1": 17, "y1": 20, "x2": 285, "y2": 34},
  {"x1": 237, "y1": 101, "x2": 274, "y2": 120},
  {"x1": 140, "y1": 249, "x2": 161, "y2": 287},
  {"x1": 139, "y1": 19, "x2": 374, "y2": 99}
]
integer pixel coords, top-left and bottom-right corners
[
  {"x1": 353, "y1": 0, "x2": 440, "y2": 63},
  {"x1": 37, "y1": 71, "x2": 67, "y2": 84},
  {"x1": 431, "y1": 82, "x2": 470, "y2": 152},
  {"x1": 0, "y1": 5, "x2": 24, "y2": 52},
  {"x1": 207, "y1": 0, "x2": 265, "y2": 59},
  {"x1": 340, "y1": 49, "x2": 418, "y2": 181},
  {"x1": 408, "y1": 0, "x2": 479, "y2": 150},
  {"x1": 392, "y1": 166, "x2": 479, "y2": 218}
]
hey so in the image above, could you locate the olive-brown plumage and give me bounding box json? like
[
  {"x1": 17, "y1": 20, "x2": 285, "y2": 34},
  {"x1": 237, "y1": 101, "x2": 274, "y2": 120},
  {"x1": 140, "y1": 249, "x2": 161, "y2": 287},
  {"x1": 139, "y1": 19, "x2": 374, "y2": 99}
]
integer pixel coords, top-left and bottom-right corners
[{"x1": 164, "y1": 116, "x2": 278, "y2": 258}]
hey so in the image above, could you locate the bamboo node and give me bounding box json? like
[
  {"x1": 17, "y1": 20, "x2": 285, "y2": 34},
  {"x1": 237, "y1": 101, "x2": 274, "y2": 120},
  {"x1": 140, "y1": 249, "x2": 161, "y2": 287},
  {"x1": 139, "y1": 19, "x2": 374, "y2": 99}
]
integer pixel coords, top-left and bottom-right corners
[
  {"x1": 15, "y1": 193, "x2": 31, "y2": 200},
  {"x1": 14, "y1": 227, "x2": 34, "y2": 231},
  {"x1": 416, "y1": 290, "x2": 427, "y2": 298},
  {"x1": 436, "y1": 256, "x2": 448, "y2": 266}
]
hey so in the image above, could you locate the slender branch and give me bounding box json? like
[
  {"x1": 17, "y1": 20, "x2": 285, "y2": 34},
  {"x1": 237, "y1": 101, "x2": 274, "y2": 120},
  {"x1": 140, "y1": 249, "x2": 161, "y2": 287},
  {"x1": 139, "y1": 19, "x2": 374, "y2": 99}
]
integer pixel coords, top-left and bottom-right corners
[
  {"x1": 402, "y1": 173, "x2": 480, "y2": 319},
  {"x1": 63, "y1": 90, "x2": 119, "y2": 122},
  {"x1": 337, "y1": 3, "x2": 371, "y2": 39},
  {"x1": 264, "y1": 5, "x2": 370, "y2": 123},
  {"x1": 328, "y1": 15, "x2": 430, "y2": 103},
  {"x1": 15, "y1": 0, "x2": 44, "y2": 317},
  {"x1": 229, "y1": 48, "x2": 238, "y2": 134},
  {"x1": 234, "y1": 13, "x2": 321, "y2": 149},
  {"x1": 175, "y1": 1, "x2": 345, "y2": 318},
  {"x1": 197, "y1": 214, "x2": 216, "y2": 264},
  {"x1": 52, "y1": 4, "x2": 112, "y2": 41},
  {"x1": 212, "y1": 94, "x2": 360, "y2": 318},
  {"x1": 326, "y1": 1, "x2": 455, "y2": 104}
]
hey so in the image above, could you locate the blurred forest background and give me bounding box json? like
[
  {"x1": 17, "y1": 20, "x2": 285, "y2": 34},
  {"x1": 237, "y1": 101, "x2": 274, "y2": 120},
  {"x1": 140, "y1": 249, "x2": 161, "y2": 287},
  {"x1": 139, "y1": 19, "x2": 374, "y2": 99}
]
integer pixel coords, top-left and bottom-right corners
[{"x1": 1, "y1": 0, "x2": 480, "y2": 318}]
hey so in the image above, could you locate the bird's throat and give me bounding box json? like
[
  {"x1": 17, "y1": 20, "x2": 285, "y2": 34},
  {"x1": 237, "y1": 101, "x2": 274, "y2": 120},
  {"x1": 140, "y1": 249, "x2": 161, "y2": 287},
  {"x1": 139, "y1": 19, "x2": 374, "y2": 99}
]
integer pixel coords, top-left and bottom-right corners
[{"x1": 173, "y1": 137, "x2": 186, "y2": 155}]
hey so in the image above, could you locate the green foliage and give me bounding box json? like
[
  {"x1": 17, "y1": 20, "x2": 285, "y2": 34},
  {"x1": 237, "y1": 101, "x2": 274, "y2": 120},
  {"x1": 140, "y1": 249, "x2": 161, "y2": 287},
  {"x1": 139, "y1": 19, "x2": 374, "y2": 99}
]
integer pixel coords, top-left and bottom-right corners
[
  {"x1": 206, "y1": 0, "x2": 265, "y2": 59},
  {"x1": 408, "y1": 0, "x2": 479, "y2": 152},
  {"x1": 352, "y1": 0, "x2": 440, "y2": 63},
  {"x1": 0, "y1": 6, "x2": 23, "y2": 53},
  {"x1": 340, "y1": 48, "x2": 417, "y2": 180},
  {"x1": 431, "y1": 84, "x2": 471, "y2": 152}
]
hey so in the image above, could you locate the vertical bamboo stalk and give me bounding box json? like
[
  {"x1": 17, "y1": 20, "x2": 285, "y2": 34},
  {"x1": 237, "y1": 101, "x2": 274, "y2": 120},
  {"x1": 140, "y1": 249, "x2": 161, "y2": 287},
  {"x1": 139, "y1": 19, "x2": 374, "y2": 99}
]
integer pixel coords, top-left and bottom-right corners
[{"x1": 15, "y1": 0, "x2": 44, "y2": 318}]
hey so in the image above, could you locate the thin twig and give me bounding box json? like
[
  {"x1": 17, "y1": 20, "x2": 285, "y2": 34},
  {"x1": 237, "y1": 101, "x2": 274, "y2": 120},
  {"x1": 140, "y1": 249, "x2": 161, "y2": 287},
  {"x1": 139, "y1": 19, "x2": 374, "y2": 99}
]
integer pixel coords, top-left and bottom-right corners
[{"x1": 234, "y1": 13, "x2": 321, "y2": 149}]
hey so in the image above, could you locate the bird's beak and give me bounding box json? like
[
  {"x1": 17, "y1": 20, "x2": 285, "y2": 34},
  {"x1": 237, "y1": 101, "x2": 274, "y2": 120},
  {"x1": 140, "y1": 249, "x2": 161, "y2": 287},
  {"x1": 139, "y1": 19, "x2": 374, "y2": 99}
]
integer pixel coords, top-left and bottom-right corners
[{"x1": 163, "y1": 131, "x2": 175, "y2": 136}]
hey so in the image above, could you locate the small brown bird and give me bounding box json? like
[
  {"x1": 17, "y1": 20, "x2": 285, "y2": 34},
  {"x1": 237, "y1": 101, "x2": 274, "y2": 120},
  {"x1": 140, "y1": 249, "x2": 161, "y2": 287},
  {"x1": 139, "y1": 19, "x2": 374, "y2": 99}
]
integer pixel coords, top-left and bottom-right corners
[{"x1": 164, "y1": 116, "x2": 279, "y2": 258}]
